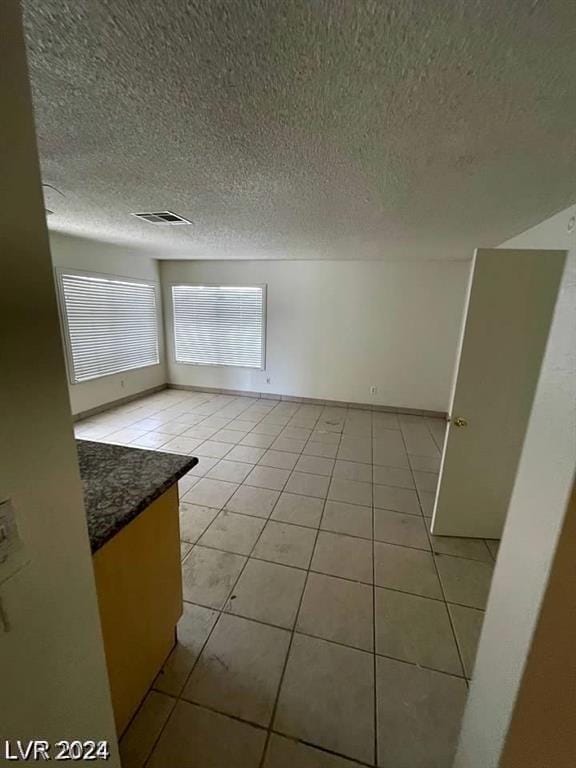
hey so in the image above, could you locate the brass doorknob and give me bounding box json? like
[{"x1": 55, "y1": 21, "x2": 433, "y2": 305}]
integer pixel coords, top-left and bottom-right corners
[{"x1": 453, "y1": 417, "x2": 468, "y2": 427}]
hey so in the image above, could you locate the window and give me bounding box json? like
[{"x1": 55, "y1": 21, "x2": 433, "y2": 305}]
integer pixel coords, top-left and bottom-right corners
[
  {"x1": 172, "y1": 285, "x2": 266, "y2": 369},
  {"x1": 57, "y1": 271, "x2": 159, "y2": 383}
]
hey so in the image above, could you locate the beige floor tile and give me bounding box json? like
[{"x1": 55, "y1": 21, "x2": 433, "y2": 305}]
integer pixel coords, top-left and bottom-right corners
[
  {"x1": 373, "y1": 465, "x2": 414, "y2": 489},
  {"x1": 485, "y1": 539, "x2": 500, "y2": 560},
  {"x1": 245, "y1": 465, "x2": 291, "y2": 491},
  {"x1": 182, "y1": 425, "x2": 218, "y2": 440},
  {"x1": 186, "y1": 455, "x2": 219, "y2": 476},
  {"x1": 374, "y1": 508, "x2": 429, "y2": 550},
  {"x1": 131, "y1": 431, "x2": 171, "y2": 449},
  {"x1": 182, "y1": 477, "x2": 239, "y2": 509},
  {"x1": 200, "y1": 416, "x2": 233, "y2": 430},
  {"x1": 182, "y1": 546, "x2": 246, "y2": 608},
  {"x1": 304, "y1": 441, "x2": 339, "y2": 459},
  {"x1": 179, "y1": 471, "x2": 199, "y2": 495},
  {"x1": 180, "y1": 542, "x2": 193, "y2": 560},
  {"x1": 226, "y1": 444, "x2": 267, "y2": 463},
  {"x1": 373, "y1": 429, "x2": 406, "y2": 451},
  {"x1": 436, "y1": 554, "x2": 494, "y2": 609},
  {"x1": 309, "y1": 430, "x2": 341, "y2": 445},
  {"x1": 328, "y1": 477, "x2": 372, "y2": 506},
  {"x1": 211, "y1": 428, "x2": 246, "y2": 444},
  {"x1": 271, "y1": 436, "x2": 307, "y2": 453},
  {"x1": 271, "y1": 492, "x2": 324, "y2": 528},
  {"x1": 409, "y1": 454, "x2": 441, "y2": 472},
  {"x1": 225, "y1": 485, "x2": 280, "y2": 518},
  {"x1": 337, "y1": 437, "x2": 372, "y2": 464},
  {"x1": 194, "y1": 440, "x2": 234, "y2": 459},
  {"x1": 242, "y1": 432, "x2": 276, "y2": 448},
  {"x1": 372, "y1": 414, "x2": 400, "y2": 432},
  {"x1": 374, "y1": 542, "x2": 442, "y2": 598},
  {"x1": 263, "y1": 734, "x2": 365, "y2": 767},
  {"x1": 179, "y1": 503, "x2": 219, "y2": 543},
  {"x1": 419, "y1": 490, "x2": 436, "y2": 517},
  {"x1": 206, "y1": 459, "x2": 253, "y2": 483},
  {"x1": 259, "y1": 449, "x2": 299, "y2": 470},
  {"x1": 281, "y1": 426, "x2": 313, "y2": 441},
  {"x1": 253, "y1": 521, "x2": 316, "y2": 568},
  {"x1": 155, "y1": 420, "x2": 192, "y2": 436},
  {"x1": 285, "y1": 471, "x2": 330, "y2": 499},
  {"x1": 429, "y1": 532, "x2": 493, "y2": 562},
  {"x1": 312, "y1": 531, "x2": 373, "y2": 584},
  {"x1": 372, "y1": 431, "x2": 406, "y2": 452},
  {"x1": 372, "y1": 445, "x2": 409, "y2": 469},
  {"x1": 448, "y1": 604, "x2": 485, "y2": 678},
  {"x1": 225, "y1": 559, "x2": 306, "y2": 628},
  {"x1": 343, "y1": 424, "x2": 371, "y2": 438},
  {"x1": 274, "y1": 634, "x2": 374, "y2": 764},
  {"x1": 228, "y1": 419, "x2": 260, "y2": 433},
  {"x1": 148, "y1": 700, "x2": 266, "y2": 768},
  {"x1": 400, "y1": 424, "x2": 440, "y2": 458},
  {"x1": 375, "y1": 588, "x2": 462, "y2": 675},
  {"x1": 333, "y1": 460, "x2": 372, "y2": 483},
  {"x1": 321, "y1": 500, "x2": 373, "y2": 539},
  {"x1": 252, "y1": 422, "x2": 284, "y2": 436},
  {"x1": 376, "y1": 656, "x2": 467, "y2": 768},
  {"x1": 184, "y1": 614, "x2": 290, "y2": 726},
  {"x1": 120, "y1": 691, "x2": 176, "y2": 768},
  {"x1": 162, "y1": 435, "x2": 204, "y2": 455},
  {"x1": 297, "y1": 573, "x2": 373, "y2": 651},
  {"x1": 294, "y1": 454, "x2": 335, "y2": 476},
  {"x1": 154, "y1": 603, "x2": 218, "y2": 695},
  {"x1": 373, "y1": 484, "x2": 420, "y2": 515},
  {"x1": 197, "y1": 510, "x2": 265, "y2": 555},
  {"x1": 106, "y1": 426, "x2": 152, "y2": 445},
  {"x1": 413, "y1": 470, "x2": 439, "y2": 494}
]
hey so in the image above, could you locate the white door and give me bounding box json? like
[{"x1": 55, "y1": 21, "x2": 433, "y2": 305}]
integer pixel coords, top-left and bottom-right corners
[{"x1": 431, "y1": 248, "x2": 566, "y2": 539}]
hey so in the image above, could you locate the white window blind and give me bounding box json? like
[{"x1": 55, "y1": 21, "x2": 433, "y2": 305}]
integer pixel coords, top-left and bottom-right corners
[
  {"x1": 172, "y1": 285, "x2": 265, "y2": 369},
  {"x1": 58, "y1": 272, "x2": 159, "y2": 383}
]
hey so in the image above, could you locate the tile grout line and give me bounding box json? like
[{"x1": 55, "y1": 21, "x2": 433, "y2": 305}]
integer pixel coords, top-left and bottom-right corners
[
  {"x1": 399, "y1": 420, "x2": 469, "y2": 682},
  {"x1": 371, "y1": 414, "x2": 378, "y2": 768},
  {"x1": 172, "y1": 402, "x2": 332, "y2": 766},
  {"x1": 141, "y1": 395, "x2": 303, "y2": 765},
  {"x1": 96, "y1": 393, "x2": 460, "y2": 765},
  {"x1": 184, "y1": 511, "x2": 494, "y2": 566},
  {"x1": 256, "y1": 417, "x2": 343, "y2": 767}
]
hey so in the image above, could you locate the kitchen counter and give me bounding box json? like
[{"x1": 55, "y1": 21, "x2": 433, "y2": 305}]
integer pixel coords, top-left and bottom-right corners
[
  {"x1": 76, "y1": 438, "x2": 196, "y2": 735},
  {"x1": 76, "y1": 439, "x2": 197, "y2": 553}
]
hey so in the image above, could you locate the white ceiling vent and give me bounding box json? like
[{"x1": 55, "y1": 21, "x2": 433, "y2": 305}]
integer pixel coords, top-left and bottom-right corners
[{"x1": 132, "y1": 211, "x2": 191, "y2": 225}]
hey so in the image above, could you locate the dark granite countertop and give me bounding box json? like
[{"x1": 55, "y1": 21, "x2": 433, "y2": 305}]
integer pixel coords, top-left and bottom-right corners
[{"x1": 76, "y1": 440, "x2": 197, "y2": 554}]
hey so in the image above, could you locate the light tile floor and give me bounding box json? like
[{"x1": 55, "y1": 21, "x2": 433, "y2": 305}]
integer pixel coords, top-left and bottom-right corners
[{"x1": 75, "y1": 389, "x2": 500, "y2": 768}]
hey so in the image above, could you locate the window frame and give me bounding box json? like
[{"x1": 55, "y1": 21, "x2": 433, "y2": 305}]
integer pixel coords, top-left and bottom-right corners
[
  {"x1": 169, "y1": 282, "x2": 267, "y2": 371},
  {"x1": 55, "y1": 267, "x2": 161, "y2": 385}
]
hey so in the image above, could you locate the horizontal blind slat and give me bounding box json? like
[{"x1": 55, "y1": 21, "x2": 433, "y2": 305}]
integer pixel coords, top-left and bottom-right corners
[
  {"x1": 60, "y1": 273, "x2": 160, "y2": 383},
  {"x1": 172, "y1": 285, "x2": 264, "y2": 368}
]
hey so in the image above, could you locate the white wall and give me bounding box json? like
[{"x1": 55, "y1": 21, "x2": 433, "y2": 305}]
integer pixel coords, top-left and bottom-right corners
[
  {"x1": 455, "y1": 203, "x2": 576, "y2": 766},
  {"x1": 1, "y1": 3, "x2": 120, "y2": 760},
  {"x1": 49, "y1": 232, "x2": 167, "y2": 415},
  {"x1": 161, "y1": 259, "x2": 470, "y2": 413}
]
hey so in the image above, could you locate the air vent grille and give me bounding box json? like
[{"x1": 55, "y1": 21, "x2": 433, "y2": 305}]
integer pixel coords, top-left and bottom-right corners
[{"x1": 132, "y1": 211, "x2": 191, "y2": 225}]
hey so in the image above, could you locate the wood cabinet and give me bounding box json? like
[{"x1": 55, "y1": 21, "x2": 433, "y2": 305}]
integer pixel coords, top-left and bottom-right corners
[{"x1": 92, "y1": 484, "x2": 182, "y2": 735}]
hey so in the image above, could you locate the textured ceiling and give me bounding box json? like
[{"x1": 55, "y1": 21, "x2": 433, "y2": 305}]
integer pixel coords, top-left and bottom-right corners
[{"x1": 23, "y1": 0, "x2": 576, "y2": 260}]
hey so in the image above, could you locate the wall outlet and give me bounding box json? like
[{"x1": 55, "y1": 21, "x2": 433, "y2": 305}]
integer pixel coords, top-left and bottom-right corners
[
  {"x1": 370, "y1": 385, "x2": 378, "y2": 395},
  {"x1": 266, "y1": 377, "x2": 271, "y2": 384},
  {"x1": 120, "y1": 379, "x2": 125, "y2": 389}
]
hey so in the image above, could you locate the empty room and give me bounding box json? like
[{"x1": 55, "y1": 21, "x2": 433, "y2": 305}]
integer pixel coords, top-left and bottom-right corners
[{"x1": 2, "y1": 1, "x2": 575, "y2": 767}]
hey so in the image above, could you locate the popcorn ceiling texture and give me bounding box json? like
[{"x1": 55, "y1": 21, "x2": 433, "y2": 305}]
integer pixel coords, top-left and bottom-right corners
[{"x1": 23, "y1": 0, "x2": 576, "y2": 261}]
